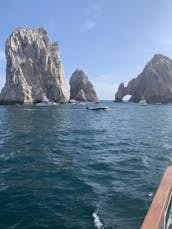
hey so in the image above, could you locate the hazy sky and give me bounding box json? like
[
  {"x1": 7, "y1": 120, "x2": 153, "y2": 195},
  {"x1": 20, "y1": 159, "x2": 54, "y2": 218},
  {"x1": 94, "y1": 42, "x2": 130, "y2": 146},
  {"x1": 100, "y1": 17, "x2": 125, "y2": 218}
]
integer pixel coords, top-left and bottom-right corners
[{"x1": 1, "y1": 0, "x2": 172, "y2": 99}]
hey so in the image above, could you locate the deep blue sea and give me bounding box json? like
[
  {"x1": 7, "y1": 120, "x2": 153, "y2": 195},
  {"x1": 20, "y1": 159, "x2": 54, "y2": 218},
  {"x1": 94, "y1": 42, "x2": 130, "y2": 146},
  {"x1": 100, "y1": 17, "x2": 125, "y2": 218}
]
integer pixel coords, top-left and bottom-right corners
[{"x1": 0, "y1": 101, "x2": 172, "y2": 229}]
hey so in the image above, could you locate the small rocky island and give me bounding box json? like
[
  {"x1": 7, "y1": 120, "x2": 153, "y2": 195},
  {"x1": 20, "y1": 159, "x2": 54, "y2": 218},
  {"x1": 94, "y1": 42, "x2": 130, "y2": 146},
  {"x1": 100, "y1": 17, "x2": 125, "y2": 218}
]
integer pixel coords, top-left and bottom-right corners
[
  {"x1": 69, "y1": 69, "x2": 98, "y2": 102},
  {"x1": 115, "y1": 54, "x2": 172, "y2": 104},
  {"x1": 0, "y1": 27, "x2": 68, "y2": 104}
]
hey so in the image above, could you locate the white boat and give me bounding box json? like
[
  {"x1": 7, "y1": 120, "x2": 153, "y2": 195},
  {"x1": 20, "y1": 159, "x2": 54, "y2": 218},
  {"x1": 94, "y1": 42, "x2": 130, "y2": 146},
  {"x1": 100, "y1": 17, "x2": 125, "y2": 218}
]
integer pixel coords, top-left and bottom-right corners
[
  {"x1": 36, "y1": 94, "x2": 58, "y2": 106},
  {"x1": 139, "y1": 98, "x2": 147, "y2": 106}
]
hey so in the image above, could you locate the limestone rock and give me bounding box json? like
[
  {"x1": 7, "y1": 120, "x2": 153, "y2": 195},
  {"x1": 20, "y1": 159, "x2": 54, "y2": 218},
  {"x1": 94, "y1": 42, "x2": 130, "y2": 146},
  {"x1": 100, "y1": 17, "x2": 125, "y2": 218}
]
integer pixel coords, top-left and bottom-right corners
[
  {"x1": 69, "y1": 69, "x2": 98, "y2": 102},
  {"x1": 115, "y1": 83, "x2": 126, "y2": 102},
  {"x1": 68, "y1": 99, "x2": 77, "y2": 104},
  {"x1": 75, "y1": 89, "x2": 87, "y2": 102},
  {"x1": 115, "y1": 54, "x2": 172, "y2": 103},
  {"x1": 0, "y1": 27, "x2": 68, "y2": 104}
]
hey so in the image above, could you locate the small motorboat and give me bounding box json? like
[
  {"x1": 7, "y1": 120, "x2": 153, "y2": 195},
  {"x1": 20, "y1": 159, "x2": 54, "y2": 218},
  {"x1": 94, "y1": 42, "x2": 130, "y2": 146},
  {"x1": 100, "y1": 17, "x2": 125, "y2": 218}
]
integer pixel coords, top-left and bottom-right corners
[
  {"x1": 87, "y1": 105, "x2": 110, "y2": 110},
  {"x1": 36, "y1": 94, "x2": 58, "y2": 106},
  {"x1": 139, "y1": 97, "x2": 147, "y2": 106}
]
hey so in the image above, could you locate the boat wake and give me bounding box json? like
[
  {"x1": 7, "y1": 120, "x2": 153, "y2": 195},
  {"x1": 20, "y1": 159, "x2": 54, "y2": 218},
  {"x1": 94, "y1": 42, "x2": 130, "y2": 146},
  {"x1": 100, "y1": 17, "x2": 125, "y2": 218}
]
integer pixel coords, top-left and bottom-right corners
[{"x1": 92, "y1": 210, "x2": 104, "y2": 229}]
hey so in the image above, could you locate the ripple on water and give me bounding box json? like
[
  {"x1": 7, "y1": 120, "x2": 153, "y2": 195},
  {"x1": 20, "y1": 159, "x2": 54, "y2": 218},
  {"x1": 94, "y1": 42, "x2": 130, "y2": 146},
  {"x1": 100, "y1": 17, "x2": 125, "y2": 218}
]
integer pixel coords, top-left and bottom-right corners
[{"x1": 0, "y1": 103, "x2": 172, "y2": 228}]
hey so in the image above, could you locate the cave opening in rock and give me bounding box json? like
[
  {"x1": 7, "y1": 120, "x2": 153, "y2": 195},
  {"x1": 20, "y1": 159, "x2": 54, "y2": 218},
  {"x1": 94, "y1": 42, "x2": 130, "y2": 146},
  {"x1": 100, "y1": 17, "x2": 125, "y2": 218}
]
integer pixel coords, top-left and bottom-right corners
[{"x1": 122, "y1": 94, "x2": 132, "y2": 102}]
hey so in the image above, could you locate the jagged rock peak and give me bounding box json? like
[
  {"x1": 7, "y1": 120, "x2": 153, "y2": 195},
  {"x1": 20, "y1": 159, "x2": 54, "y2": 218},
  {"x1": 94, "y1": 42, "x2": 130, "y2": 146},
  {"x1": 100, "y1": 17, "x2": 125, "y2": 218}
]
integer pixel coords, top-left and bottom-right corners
[
  {"x1": 13, "y1": 27, "x2": 48, "y2": 35},
  {"x1": 144, "y1": 54, "x2": 172, "y2": 71},
  {"x1": 0, "y1": 27, "x2": 68, "y2": 104},
  {"x1": 70, "y1": 69, "x2": 89, "y2": 85},
  {"x1": 151, "y1": 53, "x2": 172, "y2": 62},
  {"x1": 69, "y1": 69, "x2": 98, "y2": 102},
  {"x1": 115, "y1": 54, "x2": 172, "y2": 104}
]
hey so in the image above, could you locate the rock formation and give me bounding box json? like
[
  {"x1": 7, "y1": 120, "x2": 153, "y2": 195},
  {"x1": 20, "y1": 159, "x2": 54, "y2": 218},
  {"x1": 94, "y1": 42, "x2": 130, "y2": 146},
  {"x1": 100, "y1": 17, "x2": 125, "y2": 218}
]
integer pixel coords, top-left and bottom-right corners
[
  {"x1": 69, "y1": 69, "x2": 98, "y2": 102},
  {"x1": 0, "y1": 27, "x2": 68, "y2": 104},
  {"x1": 115, "y1": 54, "x2": 172, "y2": 103},
  {"x1": 74, "y1": 89, "x2": 87, "y2": 102}
]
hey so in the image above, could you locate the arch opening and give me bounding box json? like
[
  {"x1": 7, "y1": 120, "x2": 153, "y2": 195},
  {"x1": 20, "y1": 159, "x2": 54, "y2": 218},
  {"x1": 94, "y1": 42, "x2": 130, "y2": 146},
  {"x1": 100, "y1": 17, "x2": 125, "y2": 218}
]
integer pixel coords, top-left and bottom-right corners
[{"x1": 122, "y1": 94, "x2": 132, "y2": 102}]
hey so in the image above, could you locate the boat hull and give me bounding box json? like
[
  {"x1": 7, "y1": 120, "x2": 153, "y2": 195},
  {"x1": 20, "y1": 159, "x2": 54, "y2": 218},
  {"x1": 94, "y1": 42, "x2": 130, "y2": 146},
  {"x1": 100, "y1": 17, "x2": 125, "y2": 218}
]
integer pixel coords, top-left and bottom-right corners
[{"x1": 87, "y1": 106, "x2": 110, "y2": 110}]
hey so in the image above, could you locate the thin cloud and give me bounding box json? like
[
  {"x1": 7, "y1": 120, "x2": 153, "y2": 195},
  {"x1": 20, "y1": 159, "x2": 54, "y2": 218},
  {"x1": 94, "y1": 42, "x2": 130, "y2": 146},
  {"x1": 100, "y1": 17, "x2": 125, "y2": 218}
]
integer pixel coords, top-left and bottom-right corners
[
  {"x1": 84, "y1": 19, "x2": 96, "y2": 31},
  {"x1": 83, "y1": 1, "x2": 102, "y2": 31},
  {"x1": 87, "y1": 2, "x2": 102, "y2": 18}
]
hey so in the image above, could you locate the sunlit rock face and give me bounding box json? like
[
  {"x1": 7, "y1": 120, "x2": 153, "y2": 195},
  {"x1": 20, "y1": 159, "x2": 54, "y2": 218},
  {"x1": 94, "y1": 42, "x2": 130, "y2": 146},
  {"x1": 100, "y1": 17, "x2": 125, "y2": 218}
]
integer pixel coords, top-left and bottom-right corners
[
  {"x1": 0, "y1": 27, "x2": 68, "y2": 104},
  {"x1": 70, "y1": 69, "x2": 98, "y2": 102},
  {"x1": 115, "y1": 54, "x2": 172, "y2": 104}
]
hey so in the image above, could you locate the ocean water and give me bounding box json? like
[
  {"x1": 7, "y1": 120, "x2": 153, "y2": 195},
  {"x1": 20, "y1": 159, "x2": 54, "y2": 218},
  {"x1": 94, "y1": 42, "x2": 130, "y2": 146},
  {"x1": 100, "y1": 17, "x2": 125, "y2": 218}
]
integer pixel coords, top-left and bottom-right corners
[{"x1": 0, "y1": 101, "x2": 172, "y2": 229}]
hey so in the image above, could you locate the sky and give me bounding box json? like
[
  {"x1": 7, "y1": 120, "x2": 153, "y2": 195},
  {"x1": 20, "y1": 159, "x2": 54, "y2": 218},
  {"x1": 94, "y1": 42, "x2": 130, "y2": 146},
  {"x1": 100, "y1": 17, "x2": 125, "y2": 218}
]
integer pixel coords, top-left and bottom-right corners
[{"x1": 1, "y1": 0, "x2": 172, "y2": 99}]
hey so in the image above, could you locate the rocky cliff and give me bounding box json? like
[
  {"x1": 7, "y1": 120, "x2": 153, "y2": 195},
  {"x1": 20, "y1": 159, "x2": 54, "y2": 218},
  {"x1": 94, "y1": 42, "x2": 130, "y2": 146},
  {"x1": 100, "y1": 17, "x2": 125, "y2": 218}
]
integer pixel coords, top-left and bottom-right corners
[
  {"x1": 115, "y1": 54, "x2": 172, "y2": 103},
  {"x1": 69, "y1": 69, "x2": 98, "y2": 102},
  {"x1": 0, "y1": 27, "x2": 68, "y2": 104}
]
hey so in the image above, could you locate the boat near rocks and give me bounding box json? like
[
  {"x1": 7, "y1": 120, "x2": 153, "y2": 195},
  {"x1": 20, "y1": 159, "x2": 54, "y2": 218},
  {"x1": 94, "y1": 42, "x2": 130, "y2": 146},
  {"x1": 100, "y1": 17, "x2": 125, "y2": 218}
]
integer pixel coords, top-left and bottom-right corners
[
  {"x1": 36, "y1": 94, "x2": 58, "y2": 106},
  {"x1": 139, "y1": 97, "x2": 147, "y2": 106},
  {"x1": 87, "y1": 105, "x2": 110, "y2": 110}
]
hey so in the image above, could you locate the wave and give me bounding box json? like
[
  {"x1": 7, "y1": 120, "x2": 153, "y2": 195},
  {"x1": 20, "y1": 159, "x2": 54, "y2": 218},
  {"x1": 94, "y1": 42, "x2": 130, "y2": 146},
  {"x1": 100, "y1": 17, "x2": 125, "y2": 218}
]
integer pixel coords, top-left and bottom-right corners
[{"x1": 92, "y1": 210, "x2": 104, "y2": 229}]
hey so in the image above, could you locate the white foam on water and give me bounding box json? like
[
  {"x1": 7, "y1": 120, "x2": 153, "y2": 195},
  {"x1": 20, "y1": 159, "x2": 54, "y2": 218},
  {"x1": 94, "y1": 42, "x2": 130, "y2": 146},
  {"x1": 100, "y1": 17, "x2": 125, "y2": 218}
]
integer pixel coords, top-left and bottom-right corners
[
  {"x1": 142, "y1": 155, "x2": 149, "y2": 168},
  {"x1": 92, "y1": 210, "x2": 104, "y2": 229},
  {"x1": 148, "y1": 192, "x2": 153, "y2": 197}
]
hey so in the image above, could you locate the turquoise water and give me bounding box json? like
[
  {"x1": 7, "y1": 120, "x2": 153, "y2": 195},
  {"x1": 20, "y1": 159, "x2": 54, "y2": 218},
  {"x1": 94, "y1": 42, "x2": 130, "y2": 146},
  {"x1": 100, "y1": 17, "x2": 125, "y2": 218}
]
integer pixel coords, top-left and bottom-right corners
[{"x1": 0, "y1": 101, "x2": 172, "y2": 229}]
